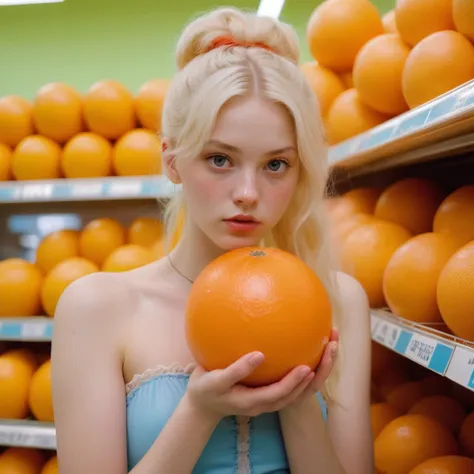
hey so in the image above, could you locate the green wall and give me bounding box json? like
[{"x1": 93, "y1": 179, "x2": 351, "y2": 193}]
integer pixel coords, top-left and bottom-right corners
[{"x1": 0, "y1": 0, "x2": 395, "y2": 99}]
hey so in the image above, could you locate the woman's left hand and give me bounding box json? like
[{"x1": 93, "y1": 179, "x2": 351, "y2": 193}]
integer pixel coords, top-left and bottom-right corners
[{"x1": 285, "y1": 327, "x2": 339, "y2": 408}]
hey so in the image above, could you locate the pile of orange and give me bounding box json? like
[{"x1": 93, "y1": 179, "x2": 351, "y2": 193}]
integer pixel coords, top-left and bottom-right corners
[
  {"x1": 0, "y1": 214, "x2": 184, "y2": 317},
  {"x1": 0, "y1": 447, "x2": 58, "y2": 474},
  {"x1": 303, "y1": 0, "x2": 474, "y2": 144},
  {"x1": 369, "y1": 342, "x2": 474, "y2": 473},
  {"x1": 0, "y1": 78, "x2": 169, "y2": 181},
  {"x1": 328, "y1": 179, "x2": 474, "y2": 342}
]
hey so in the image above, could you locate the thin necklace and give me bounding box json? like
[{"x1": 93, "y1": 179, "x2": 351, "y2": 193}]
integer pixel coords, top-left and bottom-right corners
[{"x1": 168, "y1": 254, "x2": 194, "y2": 284}]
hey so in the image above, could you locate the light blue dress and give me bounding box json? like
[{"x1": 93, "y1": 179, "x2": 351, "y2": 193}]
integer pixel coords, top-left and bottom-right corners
[{"x1": 126, "y1": 364, "x2": 328, "y2": 473}]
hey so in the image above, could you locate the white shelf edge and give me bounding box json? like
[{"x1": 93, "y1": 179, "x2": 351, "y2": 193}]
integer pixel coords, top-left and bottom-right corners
[
  {"x1": 0, "y1": 317, "x2": 53, "y2": 341},
  {"x1": 0, "y1": 419, "x2": 56, "y2": 450},
  {"x1": 371, "y1": 309, "x2": 474, "y2": 392}
]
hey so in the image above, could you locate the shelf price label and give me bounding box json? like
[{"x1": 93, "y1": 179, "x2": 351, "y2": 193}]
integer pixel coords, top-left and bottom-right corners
[
  {"x1": 373, "y1": 320, "x2": 401, "y2": 349},
  {"x1": 21, "y1": 322, "x2": 47, "y2": 340},
  {"x1": 71, "y1": 182, "x2": 104, "y2": 199},
  {"x1": 446, "y1": 345, "x2": 474, "y2": 392},
  {"x1": 405, "y1": 332, "x2": 436, "y2": 367},
  {"x1": 12, "y1": 184, "x2": 53, "y2": 201},
  {"x1": 0, "y1": 429, "x2": 31, "y2": 447}
]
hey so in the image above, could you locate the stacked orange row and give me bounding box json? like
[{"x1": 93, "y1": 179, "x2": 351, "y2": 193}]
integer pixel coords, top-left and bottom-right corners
[
  {"x1": 0, "y1": 79, "x2": 169, "y2": 181},
  {"x1": 302, "y1": 0, "x2": 474, "y2": 144}
]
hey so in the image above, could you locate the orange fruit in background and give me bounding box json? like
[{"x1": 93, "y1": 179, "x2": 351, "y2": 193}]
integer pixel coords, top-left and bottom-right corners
[
  {"x1": 0, "y1": 143, "x2": 12, "y2": 181},
  {"x1": 437, "y1": 241, "x2": 474, "y2": 342},
  {"x1": 334, "y1": 212, "x2": 378, "y2": 243},
  {"x1": 0, "y1": 353, "x2": 35, "y2": 419},
  {"x1": 402, "y1": 31, "x2": 474, "y2": 109},
  {"x1": 102, "y1": 244, "x2": 155, "y2": 272},
  {"x1": 0, "y1": 95, "x2": 34, "y2": 148},
  {"x1": 299, "y1": 62, "x2": 346, "y2": 117},
  {"x1": 0, "y1": 447, "x2": 45, "y2": 474},
  {"x1": 325, "y1": 88, "x2": 389, "y2": 144},
  {"x1": 371, "y1": 341, "x2": 402, "y2": 381},
  {"x1": 4, "y1": 348, "x2": 39, "y2": 374},
  {"x1": 112, "y1": 128, "x2": 162, "y2": 176},
  {"x1": 409, "y1": 455, "x2": 474, "y2": 474},
  {"x1": 135, "y1": 79, "x2": 169, "y2": 131},
  {"x1": 0, "y1": 258, "x2": 43, "y2": 317},
  {"x1": 386, "y1": 380, "x2": 424, "y2": 414},
  {"x1": 128, "y1": 217, "x2": 164, "y2": 247},
  {"x1": 459, "y1": 411, "x2": 474, "y2": 457},
  {"x1": 453, "y1": 0, "x2": 474, "y2": 42},
  {"x1": 382, "y1": 9, "x2": 398, "y2": 34},
  {"x1": 83, "y1": 79, "x2": 136, "y2": 140},
  {"x1": 186, "y1": 247, "x2": 332, "y2": 387},
  {"x1": 383, "y1": 232, "x2": 460, "y2": 323},
  {"x1": 332, "y1": 187, "x2": 383, "y2": 220},
  {"x1": 41, "y1": 456, "x2": 58, "y2": 474},
  {"x1": 395, "y1": 0, "x2": 456, "y2": 47},
  {"x1": 374, "y1": 414, "x2": 459, "y2": 473},
  {"x1": 29, "y1": 359, "x2": 54, "y2": 422},
  {"x1": 151, "y1": 238, "x2": 166, "y2": 259},
  {"x1": 12, "y1": 135, "x2": 62, "y2": 181},
  {"x1": 41, "y1": 257, "x2": 99, "y2": 317},
  {"x1": 353, "y1": 33, "x2": 410, "y2": 115},
  {"x1": 338, "y1": 71, "x2": 353, "y2": 88},
  {"x1": 79, "y1": 217, "x2": 126, "y2": 266},
  {"x1": 306, "y1": 0, "x2": 384, "y2": 73},
  {"x1": 36, "y1": 229, "x2": 81, "y2": 274},
  {"x1": 374, "y1": 178, "x2": 446, "y2": 235},
  {"x1": 371, "y1": 403, "x2": 400, "y2": 439},
  {"x1": 408, "y1": 395, "x2": 467, "y2": 435},
  {"x1": 61, "y1": 132, "x2": 112, "y2": 179},
  {"x1": 433, "y1": 185, "x2": 474, "y2": 248},
  {"x1": 32, "y1": 82, "x2": 84, "y2": 144},
  {"x1": 341, "y1": 221, "x2": 412, "y2": 307}
]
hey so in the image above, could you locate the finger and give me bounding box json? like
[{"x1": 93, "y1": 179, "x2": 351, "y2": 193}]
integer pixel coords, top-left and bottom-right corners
[
  {"x1": 330, "y1": 327, "x2": 340, "y2": 343},
  {"x1": 215, "y1": 352, "x2": 265, "y2": 389},
  {"x1": 270, "y1": 371, "x2": 315, "y2": 411},
  {"x1": 307, "y1": 341, "x2": 338, "y2": 394}
]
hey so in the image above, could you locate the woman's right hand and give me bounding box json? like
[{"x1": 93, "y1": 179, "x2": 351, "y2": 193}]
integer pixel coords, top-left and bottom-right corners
[{"x1": 186, "y1": 352, "x2": 315, "y2": 421}]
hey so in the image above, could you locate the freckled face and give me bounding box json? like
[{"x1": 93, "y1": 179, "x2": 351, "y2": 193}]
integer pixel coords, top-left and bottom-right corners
[{"x1": 179, "y1": 95, "x2": 299, "y2": 250}]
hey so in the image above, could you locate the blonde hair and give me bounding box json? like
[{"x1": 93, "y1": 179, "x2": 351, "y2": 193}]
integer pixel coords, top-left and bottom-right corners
[{"x1": 161, "y1": 7, "x2": 344, "y2": 402}]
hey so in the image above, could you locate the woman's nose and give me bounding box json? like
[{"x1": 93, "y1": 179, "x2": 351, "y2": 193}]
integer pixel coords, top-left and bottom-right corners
[{"x1": 232, "y1": 171, "x2": 259, "y2": 207}]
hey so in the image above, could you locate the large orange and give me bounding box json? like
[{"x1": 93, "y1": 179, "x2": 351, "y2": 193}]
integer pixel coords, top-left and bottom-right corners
[
  {"x1": 128, "y1": 217, "x2": 164, "y2": 247},
  {"x1": 325, "y1": 88, "x2": 389, "y2": 144},
  {"x1": 186, "y1": 247, "x2": 332, "y2": 386},
  {"x1": 0, "y1": 143, "x2": 12, "y2": 181},
  {"x1": 61, "y1": 132, "x2": 112, "y2": 179},
  {"x1": 41, "y1": 257, "x2": 99, "y2": 317},
  {"x1": 32, "y1": 82, "x2": 84, "y2": 144},
  {"x1": 29, "y1": 359, "x2": 53, "y2": 422},
  {"x1": 0, "y1": 258, "x2": 43, "y2": 317},
  {"x1": 306, "y1": 0, "x2": 384, "y2": 73},
  {"x1": 374, "y1": 178, "x2": 446, "y2": 234},
  {"x1": 371, "y1": 403, "x2": 400, "y2": 439},
  {"x1": 135, "y1": 79, "x2": 169, "y2": 131},
  {"x1": 0, "y1": 95, "x2": 34, "y2": 148},
  {"x1": 41, "y1": 456, "x2": 58, "y2": 474},
  {"x1": 433, "y1": 185, "x2": 474, "y2": 248},
  {"x1": 353, "y1": 33, "x2": 410, "y2": 115},
  {"x1": 459, "y1": 411, "x2": 474, "y2": 457},
  {"x1": 102, "y1": 244, "x2": 154, "y2": 272},
  {"x1": 408, "y1": 395, "x2": 467, "y2": 435},
  {"x1": 299, "y1": 62, "x2": 345, "y2": 117},
  {"x1": 0, "y1": 353, "x2": 35, "y2": 419},
  {"x1": 12, "y1": 135, "x2": 62, "y2": 181},
  {"x1": 112, "y1": 128, "x2": 162, "y2": 176},
  {"x1": 410, "y1": 455, "x2": 474, "y2": 474},
  {"x1": 0, "y1": 447, "x2": 45, "y2": 474},
  {"x1": 79, "y1": 217, "x2": 126, "y2": 266},
  {"x1": 437, "y1": 241, "x2": 474, "y2": 342},
  {"x1": 402, "y1": 31, "x2": 474, "y2": 109},
  {"x1": 83, "y1": 80, "x2": 136, "y2": 140},
  {"x1": 383, "y1": 233, "x2": 460, "y2": 323},
  {"x1": 453, "y1": 0, "x2": 474, "y2": 42},
  {"x1": 341, "y1": 221, "x2": 412, "y2": 307},
  {"x1": 374, "y1": 414, "x2": 459, "y2": 473},
  {"x1": 395, "y1": 0, "x2": 456, "y2": 47},
  {"x1": 35, "y1": 229, "x2": 81, "y2": 274}
]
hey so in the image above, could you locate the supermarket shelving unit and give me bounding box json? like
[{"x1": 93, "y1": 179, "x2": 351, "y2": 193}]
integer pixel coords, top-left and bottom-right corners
[{"x1": 0, "y1": 79, "x2": 473, "y2": 449}]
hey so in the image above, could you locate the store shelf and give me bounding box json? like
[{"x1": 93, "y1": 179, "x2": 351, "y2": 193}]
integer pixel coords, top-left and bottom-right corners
[
  {"x1": 0, "y1": 175, "x2": 178, "y2": 204},
  {"x1": 0, "y1": 419, "x2": 56, "y2": 450},
  {"x1": 0, "y1": 318, "x2": 53, "y2": 341},
  {"x1": 329, "y1": 80, "x2": 474, "y2": 175},
  {"x1": 371, "y1": 309, "x2": 474, "y2": 392}
]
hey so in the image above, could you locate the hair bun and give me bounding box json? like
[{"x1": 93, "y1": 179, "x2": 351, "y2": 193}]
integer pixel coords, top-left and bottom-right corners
[{"x1": 175, "y1": 7, "x2": 300, "y2": 70}]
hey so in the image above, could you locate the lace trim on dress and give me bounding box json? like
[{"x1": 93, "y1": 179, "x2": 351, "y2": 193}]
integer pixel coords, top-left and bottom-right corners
[
  {"x1": 236, "y1": 415, "x2": 251, "y2": 474},
  {"x1": 125, "y1": 362, "x2": 197, "y2": 394}
]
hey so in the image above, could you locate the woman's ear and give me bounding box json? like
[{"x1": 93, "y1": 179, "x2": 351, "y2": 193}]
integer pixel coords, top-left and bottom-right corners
[{"x1": 161, "y1": 137, "x2": 181, "y2": 184}]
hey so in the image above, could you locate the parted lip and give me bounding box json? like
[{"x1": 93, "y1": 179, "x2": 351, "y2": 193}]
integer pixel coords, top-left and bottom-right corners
[{"x1": 224, "y1": 214, "x2": 260, "y2": 223}]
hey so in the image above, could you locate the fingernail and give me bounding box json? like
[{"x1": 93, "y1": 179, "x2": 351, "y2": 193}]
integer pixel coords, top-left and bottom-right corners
[
  {"x1": 331, "y1": 343, "x2": 338, "y2": 358},
  {"x1": 249, "y1": 352, "x2": 264, "y2": 366},
  {"x1": 300, "y1": 366, "x2": 311, "y2": 377}
]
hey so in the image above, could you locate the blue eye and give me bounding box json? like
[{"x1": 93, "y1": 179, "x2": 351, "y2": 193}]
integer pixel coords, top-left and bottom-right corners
[
  {"x1": 208, "y1": 154, "x2": 230, "y2": 168},
  {"x1": 266, "y1": 160, "x2": 288, "y2": 172}
]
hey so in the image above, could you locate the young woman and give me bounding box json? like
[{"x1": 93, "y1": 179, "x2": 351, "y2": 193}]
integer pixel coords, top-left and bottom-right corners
[{"x1": 51, "y1": 7, "x2": 373, "y2": 474}]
